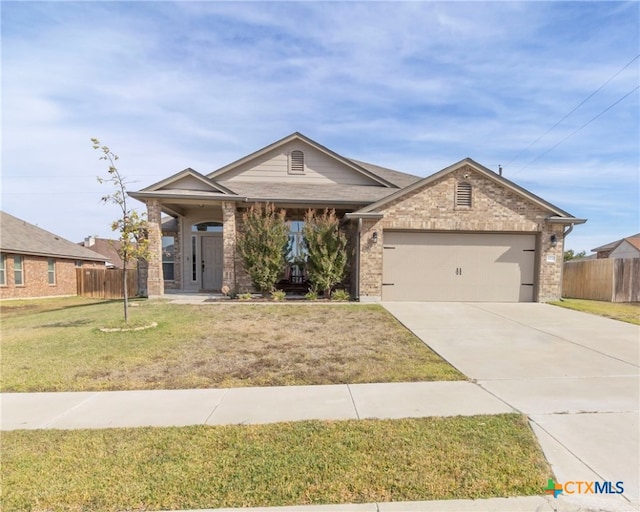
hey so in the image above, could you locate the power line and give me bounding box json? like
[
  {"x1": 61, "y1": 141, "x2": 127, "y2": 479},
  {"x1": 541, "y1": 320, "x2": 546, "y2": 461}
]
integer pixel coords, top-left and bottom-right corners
[
  {"x1": 505, "y1": 54, "x2": 640, "y2": 168},
  {"x1": 514, "y1": 84, "x2": 640, "y2": 174}
]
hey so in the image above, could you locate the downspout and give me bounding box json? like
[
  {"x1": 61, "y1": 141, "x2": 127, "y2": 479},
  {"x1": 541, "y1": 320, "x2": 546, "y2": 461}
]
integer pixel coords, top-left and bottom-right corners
[{"x1": 563, "y1": 223, "x2": 575, "y2": 237}]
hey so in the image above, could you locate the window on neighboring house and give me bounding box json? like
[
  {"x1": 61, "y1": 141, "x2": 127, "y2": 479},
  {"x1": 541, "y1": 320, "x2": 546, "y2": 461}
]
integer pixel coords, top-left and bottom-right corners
[
  {"x1": 14, "y1": 256, "x2": 24, "y2": 285},
  {"x1": 456, "y1": 182, "x2": 472, "y2": 207},
  {"x1": 48, "y1": 258, "x2": 56, "y2": 285},
  {"x1": 162, "y1": 236, "x2": 175, "y2": 281},
  {"x1": 289, "y1": 150, "x2": 305, "y2": 174},
  {"x1": 0, "y1": 254, "x2": 6, "y2": 285},
  {"x1": 75, "y1": 260, "x2": 83, "y2": 268}
]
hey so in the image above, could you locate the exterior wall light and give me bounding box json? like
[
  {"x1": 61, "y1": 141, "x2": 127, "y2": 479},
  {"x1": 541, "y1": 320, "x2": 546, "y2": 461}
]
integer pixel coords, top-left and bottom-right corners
[
  {"x1": 372, "y1": 231, "x2": 378, "y2": 244},
  {"x1": 550, "y1": 234, "x2": 558, "y2": 247}
]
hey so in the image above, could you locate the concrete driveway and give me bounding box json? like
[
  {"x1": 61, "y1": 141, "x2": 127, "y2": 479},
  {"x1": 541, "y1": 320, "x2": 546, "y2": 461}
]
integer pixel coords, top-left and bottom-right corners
[{"x1": 383, "y1": 302, "x2": 639, "y2": 511}]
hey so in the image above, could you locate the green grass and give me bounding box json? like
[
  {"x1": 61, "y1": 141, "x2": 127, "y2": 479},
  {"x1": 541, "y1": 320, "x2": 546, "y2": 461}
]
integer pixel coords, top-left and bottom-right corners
[
  {"x1": 1, "y1": 415, "x2": 552, "y2": 511},
  {"x1": 1, "y1": 297, "x2": 463, "y2": 392},
  {"x1": 550, "y1": 298, "x2": 640, "y2": 325}
]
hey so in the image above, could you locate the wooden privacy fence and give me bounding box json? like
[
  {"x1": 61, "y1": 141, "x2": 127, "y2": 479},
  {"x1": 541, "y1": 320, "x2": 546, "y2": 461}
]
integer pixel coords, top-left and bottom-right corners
[
  {"x1": 563, "y1": 258, "x2": 639, "y2": 303},
  {"x1": 77, "y1": 268, "x2": 139, "y2": 299}
]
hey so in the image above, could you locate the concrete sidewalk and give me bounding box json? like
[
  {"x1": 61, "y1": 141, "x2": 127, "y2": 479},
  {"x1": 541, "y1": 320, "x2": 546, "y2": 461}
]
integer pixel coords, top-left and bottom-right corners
[{"x1": 1, "y1": 381, "x2": 512, "y2": 430}]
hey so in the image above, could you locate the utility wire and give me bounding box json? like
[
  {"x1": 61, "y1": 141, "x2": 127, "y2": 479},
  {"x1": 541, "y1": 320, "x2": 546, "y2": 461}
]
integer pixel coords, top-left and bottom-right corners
[
  {"x1": 514, "y1": 84, "x2": 640, "y2": 174},
  {"x1": 505, "y1": 54, "x2": 640, "y2": 168}
]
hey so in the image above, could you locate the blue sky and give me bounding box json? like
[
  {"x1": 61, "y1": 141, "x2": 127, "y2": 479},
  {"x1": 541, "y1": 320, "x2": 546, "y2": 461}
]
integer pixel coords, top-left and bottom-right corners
[{"x1": 2, "y1": 1, "x2": 638, "y2": 254}]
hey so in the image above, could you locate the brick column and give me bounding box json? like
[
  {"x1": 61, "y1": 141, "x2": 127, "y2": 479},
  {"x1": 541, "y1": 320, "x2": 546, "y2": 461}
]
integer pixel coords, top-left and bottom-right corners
[
  {"x1": 222, "y1": 201, "x2": 237, "y2": 291},
  {"x1": 537, "y1": 223, "x2": 564, "y2": 302},
  {"x1": 146, "y1": 199, "x2": 164, "y2": 297}
]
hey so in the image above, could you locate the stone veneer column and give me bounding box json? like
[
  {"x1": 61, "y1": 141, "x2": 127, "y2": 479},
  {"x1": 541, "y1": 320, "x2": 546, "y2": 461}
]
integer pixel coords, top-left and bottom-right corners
[
  {"x1": 538, "y1": 223, "x2": 565, "y2": 302},
  {"x1": 359, "y1": 219, "x2": 384, "y2": 301},
  {"x1": 146, "y1": 199, "x2": 164, "y2": 297},
  {"x1": 222, "y1": 201, "x2": 237, "y2": 291}
]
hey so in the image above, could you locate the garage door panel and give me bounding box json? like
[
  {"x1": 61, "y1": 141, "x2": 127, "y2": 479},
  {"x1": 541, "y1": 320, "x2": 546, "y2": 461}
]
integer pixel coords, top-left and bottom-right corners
[{"x1": 382, "y1": 232, "x2": 536, "y2": 302}]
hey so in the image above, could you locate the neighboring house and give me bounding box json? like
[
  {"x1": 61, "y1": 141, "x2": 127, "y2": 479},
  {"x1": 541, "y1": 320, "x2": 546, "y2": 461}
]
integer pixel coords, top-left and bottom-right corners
[
  {"x1": 591, "y1": 234, "x2": 640, "y2": 259},
  {"x1": 0, "y1": 211, "x2": 109, "y2": 300},
  {"x1": 80, "y1": 236, "x2": 136, "y2": 269},
  {"x1": 130, "y1": 132, "x2": 586, "y2": 302}
]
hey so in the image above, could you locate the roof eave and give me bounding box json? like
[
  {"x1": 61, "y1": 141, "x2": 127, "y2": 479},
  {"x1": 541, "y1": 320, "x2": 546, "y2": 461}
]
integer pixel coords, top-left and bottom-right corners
[
  {"x1": 546, "y1": 216, "x2": 587, "y2": 225},
  {"x1": 344, "y1": 212, "x2": 385, "y2": 219},
  {"x1": 128, "y1": 191, "x2": 244, "y2": 202},
  {"x1": 242, "y1": 197, "x2": 373, "y2": 207},
  {"x1": 0, "y1": 248, "x2": 108, "y2": 262}
]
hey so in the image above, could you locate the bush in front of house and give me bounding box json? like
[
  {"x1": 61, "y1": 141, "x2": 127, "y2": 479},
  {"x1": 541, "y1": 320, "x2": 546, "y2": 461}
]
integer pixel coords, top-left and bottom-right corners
[
  {"x1": 236, "y1": 203, "x2": 289, "y2": 295},
  {"x1": 330, "y1": 289, "x2": 350, "y2": 301},
  {"x1": 302, "y1": 209, "x2": 348, "y2": 299}
]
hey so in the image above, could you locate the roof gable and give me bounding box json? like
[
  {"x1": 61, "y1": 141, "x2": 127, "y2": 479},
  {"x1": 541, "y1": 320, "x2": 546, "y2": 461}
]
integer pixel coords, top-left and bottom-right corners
[
  {"x1": 356, "y1": 158, "x2": 577, "y2": 220},
  {"x1": 142, "y1": 168, "x2": 235, "y2": 195},
  {"x1": 208, "y1": 132, "x2": 397, "y2": 188},
  {"x1": 592, "y1": 233, "x2": 640, "y2": 253},
  {"x1": 0, "y1": 211, "x2": 108, "y2": 262}
]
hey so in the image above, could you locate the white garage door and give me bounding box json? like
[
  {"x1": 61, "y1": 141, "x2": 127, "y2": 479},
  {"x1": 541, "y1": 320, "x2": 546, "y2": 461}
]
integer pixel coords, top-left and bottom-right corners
[{"x1": 382, "y1": 232, "x2": 536, "y2": 302}]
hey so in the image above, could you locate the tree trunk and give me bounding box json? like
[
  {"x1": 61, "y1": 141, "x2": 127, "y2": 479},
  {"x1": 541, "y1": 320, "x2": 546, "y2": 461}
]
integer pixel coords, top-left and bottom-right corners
[{"x1": 123, "y1": 260, "x2": 129, "y2": 323}]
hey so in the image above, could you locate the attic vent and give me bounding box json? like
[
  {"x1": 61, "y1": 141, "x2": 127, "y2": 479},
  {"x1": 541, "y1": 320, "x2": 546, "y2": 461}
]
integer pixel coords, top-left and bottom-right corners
[
  {"x1": 289, "y1": 150, "x2": 305, "y2": 174},
  {"x1": 456, "y1": 182, "x2": 472, "y2": 207}
]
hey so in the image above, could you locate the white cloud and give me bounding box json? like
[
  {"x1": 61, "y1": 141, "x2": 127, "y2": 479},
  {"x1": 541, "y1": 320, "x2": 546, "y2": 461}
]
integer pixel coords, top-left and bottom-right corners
[{"x1": 1, "y1": 1, "x2": 638, "y2": 249}]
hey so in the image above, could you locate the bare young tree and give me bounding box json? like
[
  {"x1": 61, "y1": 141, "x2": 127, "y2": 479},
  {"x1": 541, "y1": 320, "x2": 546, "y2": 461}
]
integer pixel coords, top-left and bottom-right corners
[{"x1": 92, "y1": 138, "x2": 149, "y2": 323}]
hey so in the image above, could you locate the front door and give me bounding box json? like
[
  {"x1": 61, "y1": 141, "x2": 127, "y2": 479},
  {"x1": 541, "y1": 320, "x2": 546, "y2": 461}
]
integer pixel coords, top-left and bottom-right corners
[{"x1": 202, "y1": 236, "x2": 223, "y2": 290}]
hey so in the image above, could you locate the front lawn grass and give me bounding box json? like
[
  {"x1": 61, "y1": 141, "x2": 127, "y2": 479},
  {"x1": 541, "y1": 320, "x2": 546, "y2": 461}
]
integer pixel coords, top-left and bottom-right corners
[
  {"x1": 2, "y1": 414, "x2": 552, "y2": 511},
  {"x1": 550, "y1": 298, "x2": 640, "y2": 325},
  {"x1": 1, "y1": 297, "x2": 462, "y2": 392}
]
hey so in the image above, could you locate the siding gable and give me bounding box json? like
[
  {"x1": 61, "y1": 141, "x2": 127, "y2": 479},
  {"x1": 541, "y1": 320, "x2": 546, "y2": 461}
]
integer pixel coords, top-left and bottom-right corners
[
  {"x1": 160, "y1": 175, "x2": 220, "y2": 192},
  {"x1": 219, "y1": 141, "x2": 384, "y2": 187}
]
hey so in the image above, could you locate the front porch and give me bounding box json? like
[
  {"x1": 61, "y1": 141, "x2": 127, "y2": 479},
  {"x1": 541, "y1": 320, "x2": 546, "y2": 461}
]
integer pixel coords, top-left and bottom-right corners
[{"x1": 145, "y1": 199, "x2": 351, "y2": 297}]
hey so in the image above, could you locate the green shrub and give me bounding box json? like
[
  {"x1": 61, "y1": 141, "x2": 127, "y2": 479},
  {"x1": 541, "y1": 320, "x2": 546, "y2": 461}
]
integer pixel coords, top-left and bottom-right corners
[
  {"x1": 304, "y1": 288, "x2": 319, "y2": 301},
  {"x1": 236, "y1": 203, "x2": 289, "y2": 295},
  {"x1": 303, "y1": 209, "x2": 348, "y2": 298},
  {"x1": 331, "y1": 289, "x2": 350, "y2": 302},
  {"x1": 238, "y1": 293, "x2": 253, "y2": 301},
  {"x1": 271, "y1": 290, "x2": 286, "y2": 301}
]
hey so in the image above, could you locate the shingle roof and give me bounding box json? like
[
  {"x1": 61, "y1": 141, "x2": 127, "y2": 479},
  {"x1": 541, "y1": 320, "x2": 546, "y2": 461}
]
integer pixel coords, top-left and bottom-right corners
[
  {"x1": 1, "y1": 211, "x2": 108, "y2": 262},
  {"x1": 217, "y1": 181, "x2": 398, "y2": 204},
  {"x1": 80, "y1": 238, "x2": 126, "y2": 268},
  {"x1": 592, "y1": 233, "x2": 640, "y2": 252},
  {"x1": 348, "y1": 159, "x2": 421, "y2": 188}
]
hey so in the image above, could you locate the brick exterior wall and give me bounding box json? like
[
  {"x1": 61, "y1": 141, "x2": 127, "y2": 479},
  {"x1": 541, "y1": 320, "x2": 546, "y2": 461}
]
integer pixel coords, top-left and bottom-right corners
[
  {"x1": 357, "y1": 164, "x2": 566, "y2": 301},
  {"x1": 0, "y1": 255, "x2": 102, "y2": 300}
]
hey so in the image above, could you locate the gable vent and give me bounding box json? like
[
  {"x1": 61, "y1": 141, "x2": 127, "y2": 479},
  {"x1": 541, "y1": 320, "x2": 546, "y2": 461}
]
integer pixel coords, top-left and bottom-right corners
[
  {"x1": 456, "y1": 182, "x2": 472, "y2": 207},
  {"x1": 289, "y1": 150, "x2": 305, "y2": 174}
]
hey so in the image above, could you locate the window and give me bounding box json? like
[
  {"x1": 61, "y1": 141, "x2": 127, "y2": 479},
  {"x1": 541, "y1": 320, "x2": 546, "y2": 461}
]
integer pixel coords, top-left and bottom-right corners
[
  {"x1": 191, "y1": 236, "x2": 197, "y2": 281},
  {"x1": 162, "y1": 236, "x2": 175, "y2": 281},
  {"x1": 192, "y1": 222, "x2": 222, "y2": 232},
  {"x1": 47, "y1": 258, "x2": 56, "y2": 285},
  {"x1": 289, "y1": 150, "x2": 305, "y2": 174},
  {"x1": 0, "y1": 254, "x2": 6, "y2": 285},
  {"x1": 14, "y1": 256, "x2": 24, "y2": 285},
  {"x1": 456, "y1": 182, "x2": 472, "y2": 207},
  {"x1": 287, "y1": 221, "x2": 307, "y2": 283},
  {"x1": 75, "y1": 260, "x2": 83, "y2": 268}
]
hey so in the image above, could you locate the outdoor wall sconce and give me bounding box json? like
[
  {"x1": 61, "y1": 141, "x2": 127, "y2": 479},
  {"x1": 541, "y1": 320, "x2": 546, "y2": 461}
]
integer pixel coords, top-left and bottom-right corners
[
  {"x1": 372, "y1": 231, "x2": 378, "y2": 244},
  {"x1": 550, "y1": 234, "x2": 557, "y2": 247}
]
